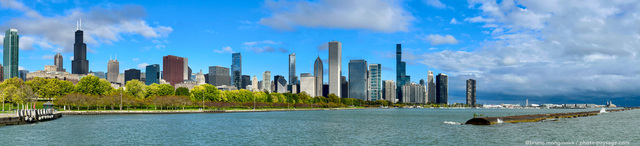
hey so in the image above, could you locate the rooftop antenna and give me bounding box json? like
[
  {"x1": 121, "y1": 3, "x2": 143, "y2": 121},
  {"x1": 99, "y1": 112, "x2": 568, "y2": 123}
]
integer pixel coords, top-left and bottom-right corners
[
  {"x1": 79, "y1": 18, "x2": 82, "y2": 30},
  {"x1": 76, "y1": 20, "x2": 79, "y2": 30}
]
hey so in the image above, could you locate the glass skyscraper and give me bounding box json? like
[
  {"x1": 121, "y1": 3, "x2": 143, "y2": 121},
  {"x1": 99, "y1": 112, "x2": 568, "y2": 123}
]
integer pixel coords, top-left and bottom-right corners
[
  {"x1": 396, "y1": 44, "x2": 410, "y2": 102},
  {"x1": 145, "y1": 64, "x2": 160, "y2": 85},
  {"x1": 436, "y1": 73, "x2": 448, "y2": 104},
  {"x1": 369, "y1": 64, "x2": 381, "y2": 101},
  {"x1": 3, "y1": 29, "x2": 19, "y2": 80},
  {"x1": 348, "y1": 60, "x2": 368, "y2": 101},
  {"x1": 314, "y1": 56, "x2": 323, "y2": 98},
  {"x1": 232, "y1": 52, "x2": 242, "y2": 89},
  {"x1": 289, "y1": 53, "x2": 297, "y2": 85},
  {"x1": 466, "y1": 79, "x2": 476, "y2": 106}
]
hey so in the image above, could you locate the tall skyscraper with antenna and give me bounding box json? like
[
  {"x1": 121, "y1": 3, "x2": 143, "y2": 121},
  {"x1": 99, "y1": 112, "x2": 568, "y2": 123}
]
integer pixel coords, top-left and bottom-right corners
[{"x1": 72, "y1": 19, "x2": 89, "y2": 74}]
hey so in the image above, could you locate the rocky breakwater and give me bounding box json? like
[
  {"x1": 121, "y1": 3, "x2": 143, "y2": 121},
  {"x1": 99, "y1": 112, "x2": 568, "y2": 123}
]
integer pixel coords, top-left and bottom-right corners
[{"x1": 0, "y1": 109, "x2": 62, "y2": 126}]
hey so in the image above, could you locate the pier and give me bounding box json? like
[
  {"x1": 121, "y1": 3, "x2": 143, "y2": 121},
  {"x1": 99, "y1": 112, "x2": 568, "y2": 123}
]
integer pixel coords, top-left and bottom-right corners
[
  {"x1": 0, "y1": 109, "x2": 62, "y2": 126},
  {"x1": 465, "y1": 107, "x2": 639, "y2": 125}
]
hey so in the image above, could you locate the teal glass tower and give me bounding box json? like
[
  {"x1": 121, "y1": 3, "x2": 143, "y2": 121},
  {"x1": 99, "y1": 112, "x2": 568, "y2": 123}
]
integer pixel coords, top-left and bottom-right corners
[
  {"x1": 231, "y1": 52, "x2": 242, "y2": 89},
  {"x1": 3, "y1": 29, "x2": 19, "y2": 80}
]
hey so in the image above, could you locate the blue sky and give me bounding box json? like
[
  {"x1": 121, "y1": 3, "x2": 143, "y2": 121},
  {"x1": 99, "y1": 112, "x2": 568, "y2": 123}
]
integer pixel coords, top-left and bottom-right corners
[{"x1": 2, "y1": 0, "x2": 640, "y2": 106}]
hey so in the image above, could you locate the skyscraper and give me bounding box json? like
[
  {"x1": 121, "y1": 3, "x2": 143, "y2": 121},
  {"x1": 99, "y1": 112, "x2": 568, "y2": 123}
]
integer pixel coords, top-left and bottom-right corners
[
  {"x1": 382, "y1": 80, "x2": 396, "y2": 103},
  {"x1": 341, "y1": 76, "x2": 348, "y2": 98},
  {"x1": 436, "y1": 73, "x2": 448, "y2": 104},
  {"x1": 252, "y1": 76, "x2": 258, "y2": 92},
  {"x1": 328, "y1": 41, "x2": 342, "y2": 97},
  {"x1": 241, "y1": 75, "x2": 251, "y2": 89},
  {"x1": 183, "y1": 58, "x2": 189, "y2": 81},
  {"x1": 348, "y1": 60, "x2": 368, "y2": 101},
  {"x1": 427, "y1": 71, "x2": 436, "y2": 104},
  {"x1": 369, "y1": 64, "x2": 381, "y2": 101},
  {"x1": 18, "y1": 70, "x2": 28, "y2": 81},
  {"x1": 274, "y1": 75, "x2": 287, "y2": 93},
  {"x1": 0, "y1": 64, "x2": 4, "y2": 81},
  {"x1": 163, "y1": 55, "x2": 185, "y2": 86},
  {"x1": 145, "y1": 64, "x2": 160, "y2": 85},
  {"x1": 107, "y1": 58, "x2": 119, "y2": 84},
  {"x1": 232, "y1": 53, "x2": 242, "y2": 89},
  {"x1": 54, "y1": 53, "x2": 64, "y2": 71},
  {"x1": 289, "y1": 53, "x2": 297, "y2": 85},
  {"x1": 402, "y1": 83, "x2": 426, "y2": 104},
  {"x1": 124, "y1": 69, "x2": 141, "y2": 85},
  {"x1": 3, "y1": 29, "x2": 19, "y2": 80},
  {"x1": 314, "y1": 56, "x2": 323, "y2": 98},
  {"x1": 72, "y1": 20, "x2": 89, "y2": 75},
  {"x1": 263, "y1": 71, "x2": 271, "y2": 92},
  {"x1": 396, "y1": 44, "x2": 411, "y2": 102},
  {"x1": 208, "y1": 66, "x2": 231, "y2": 86},
  {"x1": 300, "y1": 73, "x2": 315, "y2": 97},
  {"x1": 466, "y1": 79, "x2": 476, "y2": 106}
]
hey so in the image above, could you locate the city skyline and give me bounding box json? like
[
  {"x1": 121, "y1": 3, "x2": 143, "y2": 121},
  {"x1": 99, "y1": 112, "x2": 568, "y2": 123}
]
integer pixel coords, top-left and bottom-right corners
[{"x1": 2, "y1": 0, "x2": 640, "y2": 106}]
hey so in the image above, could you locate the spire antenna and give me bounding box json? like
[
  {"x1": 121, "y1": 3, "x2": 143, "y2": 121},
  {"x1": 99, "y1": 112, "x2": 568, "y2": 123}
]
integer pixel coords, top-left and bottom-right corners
[
  {"x1": 79, "y1": 18, "x2": 82, "y2": 30},
  {"x1": 76, "y1": 20, "x2": 79, "y2": 30}
]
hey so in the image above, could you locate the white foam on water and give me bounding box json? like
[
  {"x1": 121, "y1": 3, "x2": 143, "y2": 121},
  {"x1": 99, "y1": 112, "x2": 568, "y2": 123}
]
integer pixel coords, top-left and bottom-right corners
[
  {"x1": 497, "y1": 118, "x2": 504, "y2": 124},
  {"x1": 444, "y1": 121, "x2": 462, "y2": 125},
  {"x1": 600, "y1": 108, "x2": 607, "y2": 114}
]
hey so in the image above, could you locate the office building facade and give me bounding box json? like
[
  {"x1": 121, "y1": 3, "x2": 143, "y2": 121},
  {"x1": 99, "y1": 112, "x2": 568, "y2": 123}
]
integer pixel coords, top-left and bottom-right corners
[
  {"x1": 396, "y1": 44, "x2": 411, "y2": 102},
  {"x1": 241, "y1": 75, "x2": 251, "y2": 90},
  {"x1": 300, "y1": 73, "x2": 315, "y2": 97},
  {"x1": 145, "y1": 64, "x2": 160, "y2": 85},
  {"x1": 72, "y1": 21, "x2": 89, "y2": 75},
  {"x1": 263, "y1": 71, "x2": 271, "y2": 92},
  {"x1": 208, "y1": 66, "x2": 231, "y2": 86},
  {"x1": 54, "y1": 53, "x2": 64, "y2": 71},
  {"x1": 427, "y1": 71, "x2": 436, "y2": 103},
  {"x1": 348, "y1": 60, "x2": 368, "y2": 101},
  {"x1": 382, "y1": 80, "x2": 396, "y2": 103},
  {"x1": 314, "y1": 56, "x2": 323, "y2": 98},
  {"x1": 466, "y1": 79, "x2": 476, "y2": 106},
  {"x1": 402, "y1": 83, "x2": 426, "y2": 104},
  {"x1": 107, "y1": 59, "x2": 119, "y2": 83},
  {"x1": 328, "y1": 41, "x2": 342, "y2": 97},
  {"x1": 369, "y1": 64, "x2": 381, "y2": 101},
  {"x1": 163, "y1": 55, "x2": 185, "y2": 86},
  {"x1": 274, "y1": 75, "x2": 287, "y2": 93},
  {"x1": 232, "y1": 53, "x2": 242, "y2": 88},
  {"x1": 124, "y1": 69, "x2": 141, "y2": 84},
  {"x1": 436, "y1": 73, "x2": 448, "y2": 104},
  {"x1": 3, "y1": 29, "x2": 19, "y2": 80},
  {"x1": 289, "y1": 53, "x2": 297, "y2": 85}
]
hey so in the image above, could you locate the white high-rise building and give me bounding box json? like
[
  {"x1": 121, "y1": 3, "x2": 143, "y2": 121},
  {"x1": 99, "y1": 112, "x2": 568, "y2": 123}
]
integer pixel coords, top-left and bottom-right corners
[
  {"x1": 300, "y1": 73, "x2": 315, "y2": 97},
  {"x1": 328, "y1": 41, "x2": 342, "y2": 97},
  {"x1": 262, "y1": 71, "x2": 271, "y2": 92}
]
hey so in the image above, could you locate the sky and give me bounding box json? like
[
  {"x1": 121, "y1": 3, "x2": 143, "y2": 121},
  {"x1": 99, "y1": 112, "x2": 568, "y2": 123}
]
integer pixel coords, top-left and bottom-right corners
[{"x1": 1, "y1": 0, "x2": 640, "y2": 106}]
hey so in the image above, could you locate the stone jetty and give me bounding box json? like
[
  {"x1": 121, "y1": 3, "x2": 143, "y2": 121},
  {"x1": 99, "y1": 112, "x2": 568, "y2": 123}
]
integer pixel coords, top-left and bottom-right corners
[
  {"x1": 465, "y1": 107, "x2": 639, "y2": 125},
  {"x1": 0, "y1": 109, "x2": 62, "y2": 126}
]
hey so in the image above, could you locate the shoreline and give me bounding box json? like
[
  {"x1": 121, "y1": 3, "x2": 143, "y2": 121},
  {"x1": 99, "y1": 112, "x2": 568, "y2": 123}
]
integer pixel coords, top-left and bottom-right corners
[{"x1": 57, "y1": 107, "x2": 365, "y2": 115}]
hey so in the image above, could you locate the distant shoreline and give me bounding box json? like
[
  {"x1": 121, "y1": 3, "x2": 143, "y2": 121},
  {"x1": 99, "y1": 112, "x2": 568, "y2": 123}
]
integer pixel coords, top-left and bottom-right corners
[{"x1": 57, "y1": 108, "x2": 364, "y2": 115}]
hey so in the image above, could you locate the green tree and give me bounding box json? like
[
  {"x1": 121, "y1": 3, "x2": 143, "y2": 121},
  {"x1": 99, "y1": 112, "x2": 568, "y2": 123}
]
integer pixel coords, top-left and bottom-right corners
[
  {"x1": 145, "y1": 83, "x2": 160, "y2": 98},
  {"x1": 175, "y1": 87, "x2": 189, "y2": 96},
  {"x1": 125, "y1": 80, "x2": 146, "y2": 99},
  {"x1": 157, "y1": 84, "x2": 175, "y2": 96},
  {"x1": 75, "y1": 75, "x2": 113, "y2": 96},
  {"x1": 189, "y1": 84, "x2": 220, "y2": 101}
]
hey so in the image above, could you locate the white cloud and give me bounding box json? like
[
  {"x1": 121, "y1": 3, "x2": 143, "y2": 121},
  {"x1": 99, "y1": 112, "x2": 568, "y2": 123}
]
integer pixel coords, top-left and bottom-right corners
[
  {"x1": 449, "y1": 18, "x2": 460, "y2": 24},
  {"x1": 242, "y1": 40, "x2": 288, "y2": 53},
  {"x1": 418, "y1": 0, "x2": 640, "y2": 104},
  {"x1": 243, "y1": 40, "x2": 279, "y2": 46},
  {"x1": 69, "y1": 56, "x2": 74, "y2": 60},
  {"x1": 214, "y1": 46, "x2": 234, "y2": 54},
  {"x1": 0, "y1": 0, "x2": 173, "y2": 53},
  {"x1": 424, "y1": 0, "x2": 447, "y2": 9},
  {"x1": 137, "y1": 63, "x2": 149, "y2": 69},
  {"x1": 18, "y1": 66, "x2": 26, "y2": 70},
  {"x1": 259, "y1": 0, "x2": 415, "y2": 32},
  {"x1": 132, "y1": 58, "x2": 139, "y2": 62},
  {"x1": 41, "y1": 55, "x2": 54, "y2": 60},
  {"x1": 423, "y1": 34, "x2": 459, "y2": 45}
]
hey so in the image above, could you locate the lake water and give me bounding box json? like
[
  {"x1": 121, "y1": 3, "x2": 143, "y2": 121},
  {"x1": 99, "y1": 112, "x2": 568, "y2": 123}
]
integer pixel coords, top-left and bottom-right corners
[{"x1": 0, "y1": 108, "x2": 637, "y2": 145}]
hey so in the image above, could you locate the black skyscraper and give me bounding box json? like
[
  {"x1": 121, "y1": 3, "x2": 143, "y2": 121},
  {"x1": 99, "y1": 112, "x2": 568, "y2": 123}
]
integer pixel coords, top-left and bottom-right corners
[
  {"x1": 72, "y1": 21, "x2": 89, "y2": 74},
  {"x1": 436, "y1": 73, "x2": 448, "y2": 104}
]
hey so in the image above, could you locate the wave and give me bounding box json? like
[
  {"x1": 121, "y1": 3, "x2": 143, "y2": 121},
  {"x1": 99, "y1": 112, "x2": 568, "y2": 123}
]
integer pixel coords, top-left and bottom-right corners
[{"x1": 444, "y1": 121, "x2": 462, "y2": 125}]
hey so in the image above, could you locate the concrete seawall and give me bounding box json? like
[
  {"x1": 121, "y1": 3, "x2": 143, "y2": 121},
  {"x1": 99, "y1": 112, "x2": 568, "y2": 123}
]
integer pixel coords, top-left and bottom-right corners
[
  {"x1": 465, "y1": 107, "x2": 639, "y2": 125},
  {"x1": 0, "y1": 109, "x2": 62, "y2": 126}
]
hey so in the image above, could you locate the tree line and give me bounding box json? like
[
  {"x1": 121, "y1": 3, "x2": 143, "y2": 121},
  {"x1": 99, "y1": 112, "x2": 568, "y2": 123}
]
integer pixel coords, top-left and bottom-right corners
[{"x1": 0, "y1": 75, "x2": 389, "y2": 110}]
